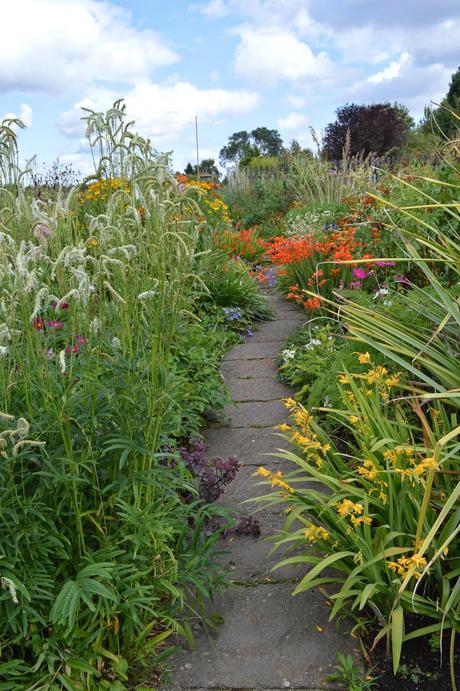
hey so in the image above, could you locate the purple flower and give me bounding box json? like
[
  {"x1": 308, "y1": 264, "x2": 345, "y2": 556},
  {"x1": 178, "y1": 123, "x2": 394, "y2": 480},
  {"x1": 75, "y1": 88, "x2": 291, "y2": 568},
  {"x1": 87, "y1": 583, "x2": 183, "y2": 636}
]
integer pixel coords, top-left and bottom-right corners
[
  {"x1": 47, "y1": 320, "x2": 64, "y2": 329},
  {"x1": 352, "y1": 268, "x2": 368, "y2": 279},
  {"x1": 376, "y1": 261, "x2": 396, "y2": 268},
  {"x1": 223, "y1": 307, "x2": 243, "y2": 322},
  {"x1": 246, "y1": 328, "x2": 254, "y2": 337},
  {"x1": 350, "y1": 280, "x2": 363, "y2": 289}
]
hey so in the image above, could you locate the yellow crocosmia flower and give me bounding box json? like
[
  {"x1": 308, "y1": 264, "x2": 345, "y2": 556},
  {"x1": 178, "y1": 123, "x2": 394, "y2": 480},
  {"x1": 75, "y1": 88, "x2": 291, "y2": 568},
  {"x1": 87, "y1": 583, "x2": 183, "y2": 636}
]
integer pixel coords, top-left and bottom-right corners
[
  {"x1": 385, "y1": 376, "x2": 400, "y2": 387},
  {"x1": 413, "y1": 457, "x2": 437, "y2": 476},
  {"x1": 254, "y1": 466, "x2": 271, "y2": 477},
  {"x1": 304, "y1": 525, "x2": 330, "y2": 543},
  {"x1": 337, "y1": 499, "x2": 364, "y2": 517},
  {"x1": 350, "y1": 515, "x2": 372, "y2": 526},
  {"x1": 283, "y1": 397, "x2": 297, "y2": 410},
  {"x1": 410, "y1": 555, "x2": 427, "y2": 569},
  {"x1": 338, "y1": 374, "x2": 349, "y2": 385},
  {"x1": 366, "y1": 366, "x2": 388, "y2": 384},
  {"x1": 86, "y1": 237, "x2": 99, "y2": 249},
  {"x1": 357, "y1": 352, "x2": 371, "y2": 364},
  {"x1": 321, "y1": 443, "x2": 331, "y2": 453},
  {"x1": 349, "y1": 416, "x2": 359, "y2": 425},
  {"x1": 274, "y1": 423, "x2": 291, "y2": 432},
  {"x1": 293, "y1": 409, "x2": 313, "y2": 428}
]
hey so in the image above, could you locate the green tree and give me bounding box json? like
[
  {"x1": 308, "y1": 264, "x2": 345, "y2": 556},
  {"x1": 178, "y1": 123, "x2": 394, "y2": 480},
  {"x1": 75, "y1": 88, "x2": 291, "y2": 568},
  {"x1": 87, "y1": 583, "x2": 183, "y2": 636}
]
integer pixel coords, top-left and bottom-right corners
[
  {"x1": 219, "y1": 128, "x2": 284, "y2": 165},
  {"x1": 184, "y1": 158, "x2": 220, "y2": 178},
  {"x1": 423, "y1": 66, "x2": 460, "y2": 138}
]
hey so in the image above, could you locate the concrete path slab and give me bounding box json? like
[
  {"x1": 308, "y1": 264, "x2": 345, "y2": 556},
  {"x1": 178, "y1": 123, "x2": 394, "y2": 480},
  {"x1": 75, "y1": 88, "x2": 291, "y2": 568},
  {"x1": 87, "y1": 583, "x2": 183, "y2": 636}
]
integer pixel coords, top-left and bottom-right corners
[
  {"x1": 163, "y1": 291, "x2": 356, "y2": 690},
  {"x1": 204, "y1": 427, "x2": 292, "y2": 465},
  {"x1": 221, "y1": 400, "x2": 287, "y2": 428},
  {"x1": 224, "y1": 341, "x2": 283, "y2": 361},
  {"x1": 226, "y1": 377, "x2": 288, "y2": 402},
  {"x1": 250, "y1": 320, "x2": 304, "y2": 343},
  {"x1": 221, "y1": 358, "x2": 278, "y2": 380},
  {"x1": 167, "y1": 584, "x2": 355, "y2": 690}
]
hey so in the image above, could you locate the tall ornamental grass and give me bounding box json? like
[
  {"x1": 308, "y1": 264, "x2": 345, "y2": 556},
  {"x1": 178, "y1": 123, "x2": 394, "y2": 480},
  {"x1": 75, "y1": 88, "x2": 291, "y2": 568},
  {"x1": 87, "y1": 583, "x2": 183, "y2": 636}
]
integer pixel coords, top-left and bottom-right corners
[{"x1": 0, "y1": 104, "x2": 229, "y2": 689}]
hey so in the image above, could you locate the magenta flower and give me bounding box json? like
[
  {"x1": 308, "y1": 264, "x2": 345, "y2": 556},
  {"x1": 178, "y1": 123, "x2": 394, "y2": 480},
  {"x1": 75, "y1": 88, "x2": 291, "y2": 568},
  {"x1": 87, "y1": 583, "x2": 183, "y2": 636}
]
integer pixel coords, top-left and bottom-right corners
[
  {"x1": 376, "y1": 261, "x2": 396, "y2": 267},
  {"x1": 65, "y1": 344, "x2": 79, "y2": 354},
  {"x1": 47, "y1": 320, "x2": 64, "y2": 329},
  {"x1": 76, "y1": 335, "x2": 88, "y2": 345},
  {"x1": 352, "y1": 268, "x2": 368, "y2": 279},
  {"x1": 350, "y1": 280, "x2": 363, "y2": 289}
]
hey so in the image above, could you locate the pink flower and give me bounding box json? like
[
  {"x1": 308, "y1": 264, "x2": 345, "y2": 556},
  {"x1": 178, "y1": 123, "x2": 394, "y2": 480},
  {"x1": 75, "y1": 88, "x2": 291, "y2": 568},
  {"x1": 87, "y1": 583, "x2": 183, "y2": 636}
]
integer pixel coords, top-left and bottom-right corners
[
  {"x1": 47, "y1": 320, "x2": 63, "y2": 329},
  {"x1": 76, "y1": 335, "x2": 88, "y2": 345},
  {"x1": 65, "y1": 344, "x2": 79, "y2": 354},
  {"x1": 376, "y1": 261, "x2": 396, "y2": 268},
  {"x1": 352, "y1": 268, "x2": 368, "y2": 279},
  {"x1": 350, "y1": 280, "x2": 363, "y2": 289}
]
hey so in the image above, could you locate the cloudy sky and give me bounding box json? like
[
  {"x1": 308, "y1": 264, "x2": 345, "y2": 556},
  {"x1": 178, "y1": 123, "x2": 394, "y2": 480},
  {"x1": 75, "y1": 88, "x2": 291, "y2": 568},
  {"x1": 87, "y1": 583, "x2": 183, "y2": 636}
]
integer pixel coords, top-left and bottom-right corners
[{"x1": 1, "y1": 0, "x2": 458, "y2": 175}]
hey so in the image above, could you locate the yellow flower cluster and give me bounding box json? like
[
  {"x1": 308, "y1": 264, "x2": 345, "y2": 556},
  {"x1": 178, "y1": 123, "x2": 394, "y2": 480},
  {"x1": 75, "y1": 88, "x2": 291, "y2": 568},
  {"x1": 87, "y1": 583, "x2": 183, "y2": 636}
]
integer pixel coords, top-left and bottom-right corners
[
  {"x1": 355, "y1": 458, "x2": 388, "y2": 502},
  {"x1": 204, "y1": 196, "x2": 230, "y2": 222},
  {"x1": 336, "y1": 499, "x2": 372, "y2": 526},
  {"x1": 304, "y1": 524, "x2": 330, "y2": 543},
  {"x1": 366, "y1": 365, "x2": 388, "y2": 384},
  {"x1": 86, "y1": 237, "x2": 99, "y2": 249},
  {"x1": 383, "y1": 446, "x2": 438, "y2": 481},
  {"x1": 338, "y1": 354, "x2": 402, "y2": 404},
  {"x1": 278, "y1": 399, "x2": 330, "y2": 468},
  {"x1": 254, "y1": 466, "x2": 294, "y2": 493},
  {"x1": 387, "y1": 554, "x2": 428, "y2": 579},
  {"x1": 79, "y1": 178, "x2": 130, "y2": 203}
]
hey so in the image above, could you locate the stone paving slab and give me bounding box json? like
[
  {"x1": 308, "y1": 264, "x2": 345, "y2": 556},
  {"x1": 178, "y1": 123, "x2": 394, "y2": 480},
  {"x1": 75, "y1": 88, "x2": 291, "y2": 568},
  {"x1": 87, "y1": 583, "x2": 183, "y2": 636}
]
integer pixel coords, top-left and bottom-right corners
[
  {"x1": 226, "y1": 377, "x2": 287, "y2": 402},
  {"x1": 204, "y1": 427, "x2": 293, "y2": 465},
  {"x1": 167, "y1": 584, "x2": 355, "y2": 689},
  {"x1": 224, "y1": 342, "x2": 283, "y2": 362},
  {"x1": 221, "y1": 401, "x2": 287, "y2": 428},
  {"x1": 221, "y1": 358, "x2": 278, "y2": 380},
  {"x1": 220, "y1": 510, "x2": 307, "y2": 582},
  {"x1": 163, "y1": 293, "x2": 355, "y2": 691},
  {"x1": 250, "y1": 320, "x2": 304, "y2": 343}
]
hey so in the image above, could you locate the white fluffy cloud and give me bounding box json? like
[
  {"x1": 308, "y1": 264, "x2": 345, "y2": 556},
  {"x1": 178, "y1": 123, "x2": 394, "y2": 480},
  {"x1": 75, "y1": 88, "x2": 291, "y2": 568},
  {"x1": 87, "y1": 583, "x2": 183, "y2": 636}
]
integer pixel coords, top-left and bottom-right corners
[
  {"x1": 277, "y1": 112, "x2": 307, "y2": 129},
  {"x1": 199, "y1": 0, "x2": 229, "y2": 18},
  {"x1": 58, "y1": 81, "x2": 259, "y2": 143},
  {"x1": 367, "y1": 53, "x2": 412, "y2": 85},
  {"x1": 0, "y1": 0, "x2": 178, "y2": 95},
  {"x1": 3, "y1": 104, "x2": 33, "y2": 128},
  {"x1": 234, "y1": 27, "x2": 332, "y2": 84}
]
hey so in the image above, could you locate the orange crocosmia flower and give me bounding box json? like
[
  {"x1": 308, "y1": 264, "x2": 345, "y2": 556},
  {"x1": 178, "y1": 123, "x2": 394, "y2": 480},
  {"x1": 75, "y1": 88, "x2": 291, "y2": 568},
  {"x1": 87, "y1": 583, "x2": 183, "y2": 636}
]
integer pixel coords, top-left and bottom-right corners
[{"x1": 303, "y1": 297, "x2": 321, "y2": 310}]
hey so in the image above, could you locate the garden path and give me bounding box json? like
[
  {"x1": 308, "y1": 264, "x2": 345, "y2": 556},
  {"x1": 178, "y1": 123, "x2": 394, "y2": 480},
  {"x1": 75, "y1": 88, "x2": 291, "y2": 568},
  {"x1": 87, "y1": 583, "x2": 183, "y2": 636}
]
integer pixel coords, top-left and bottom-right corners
[{"x1": 165, "y1": 290, "x2": 356, "y2": 690}]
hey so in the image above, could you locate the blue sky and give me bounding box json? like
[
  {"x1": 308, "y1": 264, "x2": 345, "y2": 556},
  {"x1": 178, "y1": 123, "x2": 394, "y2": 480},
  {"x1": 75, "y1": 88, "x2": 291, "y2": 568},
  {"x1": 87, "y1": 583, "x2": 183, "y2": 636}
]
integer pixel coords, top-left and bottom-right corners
[{"x1": 1, "y1": 0, "x2": 459, "y2": 175}]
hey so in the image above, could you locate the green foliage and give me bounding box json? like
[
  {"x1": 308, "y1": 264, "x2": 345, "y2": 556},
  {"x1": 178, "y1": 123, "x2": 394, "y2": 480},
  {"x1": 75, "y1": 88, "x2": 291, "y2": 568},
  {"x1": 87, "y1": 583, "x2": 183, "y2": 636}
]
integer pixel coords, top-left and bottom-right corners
[
  {"x1": 223, "y1": 169, "x2": 290, "y2": 228},
  {"x1": 326, "y1": 653, "x2": 379, "y2": 690},
  {"x1": 257, "y1": 140, "x2": 460, "y2": 681},
  {"x1": 184, "y1": 158, "x2": 220, "y2": 179},
  {"x1": 422, "y1": 66, "x2": 460, "y2": 138},
  {"x1": 219, "y1": 127, "x2": 284, "y2": 165},
  {"x1": 0, "y1": 101, "x2": 253, "y2": 689}
]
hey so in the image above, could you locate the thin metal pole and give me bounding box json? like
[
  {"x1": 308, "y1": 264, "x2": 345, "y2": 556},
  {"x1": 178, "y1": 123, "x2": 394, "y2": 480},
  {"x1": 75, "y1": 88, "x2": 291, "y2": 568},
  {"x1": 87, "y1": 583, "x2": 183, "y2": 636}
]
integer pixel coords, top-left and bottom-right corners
[{"x1": 195, "y1": 115, "x2": 200, "y2": 180}]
